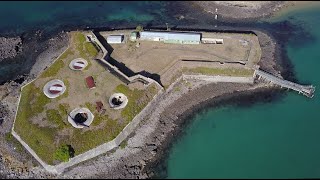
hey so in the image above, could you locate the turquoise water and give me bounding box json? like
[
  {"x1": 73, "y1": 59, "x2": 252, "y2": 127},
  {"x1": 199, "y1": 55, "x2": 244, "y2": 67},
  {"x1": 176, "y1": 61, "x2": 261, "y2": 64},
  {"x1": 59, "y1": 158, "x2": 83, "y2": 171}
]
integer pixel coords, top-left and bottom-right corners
[{"x1": 166, "y1": 7, "x2": 320, "y2": 179}]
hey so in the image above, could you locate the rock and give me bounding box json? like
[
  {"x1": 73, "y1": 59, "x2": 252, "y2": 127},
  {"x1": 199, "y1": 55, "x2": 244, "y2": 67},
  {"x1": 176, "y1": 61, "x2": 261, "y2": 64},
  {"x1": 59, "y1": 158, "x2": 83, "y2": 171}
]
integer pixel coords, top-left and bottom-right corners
[{"x1": 0, "y1": 36, "x2": 22, "y2": 61}]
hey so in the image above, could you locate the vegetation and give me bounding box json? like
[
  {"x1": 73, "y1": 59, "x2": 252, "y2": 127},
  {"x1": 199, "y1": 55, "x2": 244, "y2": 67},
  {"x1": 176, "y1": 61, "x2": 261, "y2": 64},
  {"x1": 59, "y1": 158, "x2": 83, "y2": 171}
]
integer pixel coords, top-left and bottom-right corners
[
  {"x1": 136, "y1": 25, "x2": 144, "y2": 32},
  {"x1": 174, "y1": 86, "x2": 181, "y2": 92},
  {"x1": 56, "y1": 78, "x2": 70, "y2": 100},
  {"x1": 115, "y1": 84, "x2": 154, "y2": 123},
  {"x1": 46, "y1": 109, "x2": 65, "y2": 129},
  {"x1": 120, "y1": 140, "x2": 127, "y2": 149},
  {"x1": 5, "y1": 132, "x2": 24, "y2": 152},
  {"x1": 85, "y1": 102, "x2": 95, "y2": 112},
  {"x1": 14, "y1": 82, "x2": 56, "y2": 164},
  {"x1": 74, "y1": 32, "x2": 98, "y2": 60},
  {"x1": 54, "y1": 144, "x2": 74, "y2": 162},
  {"x1": 14, "y1": 31, "x2": 159, "y2": 165},
  {"x1": 40, "y1": 49, "x2": 73, "y2": 78},
  {"x1": 183, "y1": 67, "x2": 254, "y2": 77},
  {"x1": 58, "y1": 103, "x2": 70, "y2": 118},
  {"x1": 16, "y1": 83, "x2": 50, "y2": 121}
]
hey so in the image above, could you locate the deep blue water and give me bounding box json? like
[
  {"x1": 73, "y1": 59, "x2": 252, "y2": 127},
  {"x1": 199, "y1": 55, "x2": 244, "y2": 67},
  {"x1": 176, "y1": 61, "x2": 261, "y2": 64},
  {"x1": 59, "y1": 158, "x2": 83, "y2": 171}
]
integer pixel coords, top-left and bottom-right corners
[{"x1": 0, "y1": 1, "x2": 170, "y2": 35}]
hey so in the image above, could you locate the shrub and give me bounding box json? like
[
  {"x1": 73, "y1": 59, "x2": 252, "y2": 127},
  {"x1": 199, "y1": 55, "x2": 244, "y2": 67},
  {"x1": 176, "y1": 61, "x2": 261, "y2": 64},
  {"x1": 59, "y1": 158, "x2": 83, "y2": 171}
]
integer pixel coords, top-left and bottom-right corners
[
  {"x1": 136, "y1": 25, "x2": 143, "y2": 32},
  {"x1": 54, "y1": 144, "x2": 74, "y2": 162},
  {"x1": 120, "y1": 140, "x2": 127, "y2": 149}
]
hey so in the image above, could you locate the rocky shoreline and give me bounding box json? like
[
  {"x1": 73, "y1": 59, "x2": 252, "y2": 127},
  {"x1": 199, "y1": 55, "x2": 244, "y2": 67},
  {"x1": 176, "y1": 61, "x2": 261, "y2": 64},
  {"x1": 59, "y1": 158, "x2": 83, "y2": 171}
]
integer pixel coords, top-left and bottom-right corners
[
  {"x1": 0, "y1": 37, "x2": 22, "y2": 61},
  {"x1": 0, "y1": 3, "x2": 304, "y2": 179},
  {"x1": 191, "y1": 1, "x2": 288, "y2": 22},
  {"x1": 0, "y1": 31, "x2": 69, "y2": 179}
]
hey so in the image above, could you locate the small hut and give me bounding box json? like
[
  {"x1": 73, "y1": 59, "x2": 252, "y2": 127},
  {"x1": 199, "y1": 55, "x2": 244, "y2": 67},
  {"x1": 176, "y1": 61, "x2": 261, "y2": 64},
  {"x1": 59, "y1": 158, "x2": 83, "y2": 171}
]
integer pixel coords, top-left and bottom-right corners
[
  {"x1": 85, "y1": 76, "x2": 96, "y2": 89},
  {"x1": 107, "y1": 35, "x2": 124, "y2": 44}
]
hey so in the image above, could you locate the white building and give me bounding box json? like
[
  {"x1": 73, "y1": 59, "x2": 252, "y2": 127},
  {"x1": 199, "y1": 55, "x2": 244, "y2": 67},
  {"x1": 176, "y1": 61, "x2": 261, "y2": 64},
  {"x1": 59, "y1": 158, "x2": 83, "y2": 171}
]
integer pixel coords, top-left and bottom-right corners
[
  {"x1": 139, "y1": 31, "x2": 201, "y2": 44},
  {"x1": 107, "y1": 35, "x2": 124, "y2": 44},
  {"x1": 201, "y1": 38, "x2": 224, "y2": 44}
]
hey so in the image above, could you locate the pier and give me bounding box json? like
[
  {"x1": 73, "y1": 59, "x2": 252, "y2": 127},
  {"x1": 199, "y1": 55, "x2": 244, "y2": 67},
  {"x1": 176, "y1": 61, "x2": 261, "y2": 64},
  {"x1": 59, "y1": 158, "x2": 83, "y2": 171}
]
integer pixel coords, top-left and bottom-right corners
[{"x1": 254, "y1": 69, "x2": 315, "y2": 98}]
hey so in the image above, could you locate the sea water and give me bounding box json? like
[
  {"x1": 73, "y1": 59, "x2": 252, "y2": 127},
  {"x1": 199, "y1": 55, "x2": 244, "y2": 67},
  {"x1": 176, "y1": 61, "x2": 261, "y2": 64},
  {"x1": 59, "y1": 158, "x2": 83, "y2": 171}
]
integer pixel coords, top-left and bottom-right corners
[{"x1": 165, "y1": 7, "x2": 320, "y2": 179}]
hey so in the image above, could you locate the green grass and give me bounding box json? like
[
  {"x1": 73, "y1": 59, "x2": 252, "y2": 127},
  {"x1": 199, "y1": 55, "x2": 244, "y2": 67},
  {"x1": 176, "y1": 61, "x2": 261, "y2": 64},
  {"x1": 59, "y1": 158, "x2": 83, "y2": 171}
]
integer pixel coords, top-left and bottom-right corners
[
  {"x1": 14, "y1": 82, "x2": 56, "y2": 164},
  {"x1": 70, "y1": 116, "x2": 124, "y2": 154},
  {"x1": 74, "y1": 32, "x2": 98, "y2": 60},
  {"x1": 59, "y1": 104, "x2": 70, "y2": 113},
  {"x1": 13, "y1": 31, "x2": 159, "y2": 165},
  {"x1": 46, "y1": 109, "x2": 66, "y2": 129},
  {"x1": 73, "y1": 32, "x2": 98, "y2": 71},
  {"x1": 120, "y1": 140, "x2": 127, "y2": 149},
  {"x1": 40, "y1": 49, "x2": 73, "y2": 78},
  {"x1": 56, "y1": 79, "x2": 70, "y2": 100},
  {"x1": 183, "y1": 67, "x2": 254, "y2": 77},
  {"x1": 85, "y1": 102, "x2": 96, "y2": 112},
  {"x1": 54, "y1": 144, "x2": 73, "y2": 162},
  {"x1": 115, "y1": 84, "x2": 157, "y2": 123},
  {"x1": 18, "y1": 83, "x2": 51, "y2": 119},
  {"x1": 85, "y1": 42, "x2": 99, "y2": 58},
  {"x1": 5, "y1": 132, "x2": 24, "y2": 153}
]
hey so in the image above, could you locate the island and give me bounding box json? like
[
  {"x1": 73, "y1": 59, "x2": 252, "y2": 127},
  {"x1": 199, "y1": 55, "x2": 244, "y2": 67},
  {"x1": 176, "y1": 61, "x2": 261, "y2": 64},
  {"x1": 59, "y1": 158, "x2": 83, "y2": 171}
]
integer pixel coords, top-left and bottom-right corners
[{"x1": 9, "y1": 26, "x2": 315, "y2": 175}]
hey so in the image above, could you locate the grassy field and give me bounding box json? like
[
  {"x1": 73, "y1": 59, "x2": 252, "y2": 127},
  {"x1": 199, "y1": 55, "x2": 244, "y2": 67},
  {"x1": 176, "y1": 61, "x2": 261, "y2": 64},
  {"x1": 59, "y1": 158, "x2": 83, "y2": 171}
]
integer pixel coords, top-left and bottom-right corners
[
  {"x1": 182, "y1": 67, "x2": 255, "y2": 77},
  {"x1": 13, "y1": 31, "x2": 159, "y2": 165}
]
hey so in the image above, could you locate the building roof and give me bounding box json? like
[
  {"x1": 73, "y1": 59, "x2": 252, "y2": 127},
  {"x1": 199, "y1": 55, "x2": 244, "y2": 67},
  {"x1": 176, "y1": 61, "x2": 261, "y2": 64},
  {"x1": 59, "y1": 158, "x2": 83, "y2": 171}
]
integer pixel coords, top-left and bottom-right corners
[
  {"x1": 85, "y1": 76, "x2": 96, "y2": 89},
  {"x1": 107, "y1": 35, "x2": 123, "y2": 43},
  {"x1": 96, "y1": 101, "x2": 104, "y2": 112},
  {"x1": 140, "y1": 31, "x2": 201, "y2": 42}
]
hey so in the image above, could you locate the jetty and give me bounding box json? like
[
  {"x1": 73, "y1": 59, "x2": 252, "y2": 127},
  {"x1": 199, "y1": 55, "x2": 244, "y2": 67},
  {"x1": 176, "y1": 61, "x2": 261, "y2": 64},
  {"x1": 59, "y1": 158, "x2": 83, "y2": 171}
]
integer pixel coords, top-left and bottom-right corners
[{"x1": 254, "y1": 69, "x2": 315, "y2": 98}]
